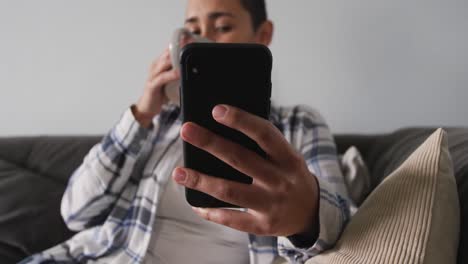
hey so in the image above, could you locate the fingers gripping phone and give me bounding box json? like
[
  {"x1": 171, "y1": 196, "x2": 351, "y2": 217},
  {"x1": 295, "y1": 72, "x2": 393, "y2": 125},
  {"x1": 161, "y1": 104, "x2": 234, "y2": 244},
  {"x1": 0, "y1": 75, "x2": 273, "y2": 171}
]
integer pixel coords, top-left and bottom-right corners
[{"x1": 180, "y1": 43, "x2": 272, "y2": 208}]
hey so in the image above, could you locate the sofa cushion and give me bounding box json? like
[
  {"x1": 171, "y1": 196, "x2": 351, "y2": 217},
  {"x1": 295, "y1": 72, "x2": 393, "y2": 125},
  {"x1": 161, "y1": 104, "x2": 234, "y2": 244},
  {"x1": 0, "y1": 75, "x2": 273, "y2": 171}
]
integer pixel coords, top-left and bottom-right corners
[
  {"x1": 0, "y1": 136, "x2": 101, "y2": 263},
  {"x1": 307, "y1": 129, "x2": 460, "y2": 264},
  {"x1": 0, "y1": 136, "x2": 101, "y2": 184},
  {"x1": 365, "y1": 127, "x2": 468, "y2": 263},
  {"x1": 0, "y1": 159, "x2": 73, "y2": 263}
]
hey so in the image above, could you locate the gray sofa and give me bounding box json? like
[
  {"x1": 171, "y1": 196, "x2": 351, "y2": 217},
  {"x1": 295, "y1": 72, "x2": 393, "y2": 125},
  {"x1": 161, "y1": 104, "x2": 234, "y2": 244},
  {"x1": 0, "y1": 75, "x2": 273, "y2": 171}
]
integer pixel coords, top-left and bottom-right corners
[{"x1": 0, "y1": 128, "x2": 467, "y2": 263}]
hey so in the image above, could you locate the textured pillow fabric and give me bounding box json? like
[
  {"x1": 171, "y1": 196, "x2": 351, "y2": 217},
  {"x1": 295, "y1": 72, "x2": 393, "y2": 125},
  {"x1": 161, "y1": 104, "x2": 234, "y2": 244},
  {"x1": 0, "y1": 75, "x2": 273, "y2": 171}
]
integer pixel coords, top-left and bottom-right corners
[
  {"x1": 307, "y1": 129, "x2": 460, "y2": 264},
  {"x1": 365, "y1": 127, "x2": 468, "y2": 263}
]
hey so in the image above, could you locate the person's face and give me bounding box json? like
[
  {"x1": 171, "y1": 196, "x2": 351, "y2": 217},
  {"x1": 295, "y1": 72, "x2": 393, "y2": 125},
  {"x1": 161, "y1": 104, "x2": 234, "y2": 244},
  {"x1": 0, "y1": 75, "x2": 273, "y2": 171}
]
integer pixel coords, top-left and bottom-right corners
[{"x1": 184, "y1": 0, "x2": 272, "y2": 45}]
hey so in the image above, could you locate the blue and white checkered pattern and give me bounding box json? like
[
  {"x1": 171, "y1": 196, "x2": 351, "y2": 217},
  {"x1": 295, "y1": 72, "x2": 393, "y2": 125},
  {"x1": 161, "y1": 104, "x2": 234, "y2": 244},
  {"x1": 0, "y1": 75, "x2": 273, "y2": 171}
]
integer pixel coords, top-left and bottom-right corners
[{"x1": 21, "y1": 104, "x2": 351, "y2": 264}]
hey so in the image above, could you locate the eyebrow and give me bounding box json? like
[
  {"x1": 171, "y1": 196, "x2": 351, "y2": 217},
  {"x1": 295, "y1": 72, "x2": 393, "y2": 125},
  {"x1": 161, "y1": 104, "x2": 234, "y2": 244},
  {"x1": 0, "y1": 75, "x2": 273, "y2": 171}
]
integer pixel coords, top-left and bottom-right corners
[{"x1": 185, "y1": 11, "x2": 235, "y2": 24}]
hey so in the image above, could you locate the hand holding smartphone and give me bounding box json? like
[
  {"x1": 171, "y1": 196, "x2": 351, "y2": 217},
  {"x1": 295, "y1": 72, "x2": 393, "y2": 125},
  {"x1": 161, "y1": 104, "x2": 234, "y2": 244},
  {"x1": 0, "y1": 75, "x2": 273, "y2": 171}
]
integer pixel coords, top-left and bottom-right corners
[{"x1": 180, "y1": 43, "x2": 272, "y2": 208}]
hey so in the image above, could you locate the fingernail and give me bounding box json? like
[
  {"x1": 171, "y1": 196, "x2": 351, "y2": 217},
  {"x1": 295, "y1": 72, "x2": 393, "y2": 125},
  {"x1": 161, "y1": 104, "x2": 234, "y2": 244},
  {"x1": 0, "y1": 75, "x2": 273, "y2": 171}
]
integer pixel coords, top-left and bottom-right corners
[
  {"x1": 173, "y1": 169, "x2": 187, "y2": 183},
  {"x1": 213, "y1": 105, "x2": 228, "y2": 119},
  {"x1": 192, "y1": 207, "x2": 208, "y2": 215},
  {"x1": 181, "y1": 123, "x2": 195, "y2": 141}
]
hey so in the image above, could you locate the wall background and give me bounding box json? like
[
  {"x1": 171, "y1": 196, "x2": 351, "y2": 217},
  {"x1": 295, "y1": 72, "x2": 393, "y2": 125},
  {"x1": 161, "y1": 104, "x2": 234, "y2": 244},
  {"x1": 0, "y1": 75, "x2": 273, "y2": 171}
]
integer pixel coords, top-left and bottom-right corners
[{"x1": 1, "y1": 0, "x2": 467, "y2": 135}]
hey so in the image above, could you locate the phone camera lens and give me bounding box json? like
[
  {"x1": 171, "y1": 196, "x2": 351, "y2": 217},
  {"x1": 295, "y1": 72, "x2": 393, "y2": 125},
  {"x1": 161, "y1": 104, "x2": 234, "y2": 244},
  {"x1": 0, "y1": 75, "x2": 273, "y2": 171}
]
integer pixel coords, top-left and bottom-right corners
[{"x1": 192, "y1": 67, "x2": 199, "y2": 74}]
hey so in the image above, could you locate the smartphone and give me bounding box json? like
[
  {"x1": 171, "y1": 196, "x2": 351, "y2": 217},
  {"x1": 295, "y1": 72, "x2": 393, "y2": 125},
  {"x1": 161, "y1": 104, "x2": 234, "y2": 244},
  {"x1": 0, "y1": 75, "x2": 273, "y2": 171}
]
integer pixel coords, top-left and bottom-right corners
[{"x1": 180, "y1": 43, "x2": 272, "y2": 208}]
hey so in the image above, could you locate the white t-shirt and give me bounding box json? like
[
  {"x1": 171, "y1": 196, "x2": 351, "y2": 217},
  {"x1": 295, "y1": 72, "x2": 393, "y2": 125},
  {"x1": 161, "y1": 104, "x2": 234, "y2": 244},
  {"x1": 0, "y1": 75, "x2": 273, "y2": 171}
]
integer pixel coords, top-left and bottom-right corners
[{"x1": 144, "y1": 165, "x2": 250, "y2": 264}]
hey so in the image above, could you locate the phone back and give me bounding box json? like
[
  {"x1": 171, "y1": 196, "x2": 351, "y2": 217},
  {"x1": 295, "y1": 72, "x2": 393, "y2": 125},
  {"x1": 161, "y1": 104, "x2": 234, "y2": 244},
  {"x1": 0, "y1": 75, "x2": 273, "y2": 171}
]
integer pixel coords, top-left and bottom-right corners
[{"x1": 180, "y1": 43, "x2": 272, "y2": 208}]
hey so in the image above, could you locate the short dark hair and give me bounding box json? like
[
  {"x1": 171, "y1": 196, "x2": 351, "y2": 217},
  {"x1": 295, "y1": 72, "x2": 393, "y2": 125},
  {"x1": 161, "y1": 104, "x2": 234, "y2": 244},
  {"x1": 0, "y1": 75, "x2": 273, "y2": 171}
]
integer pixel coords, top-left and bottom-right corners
[{"x1": 239, "y1": 0, "x2": 268, "y2": 31}]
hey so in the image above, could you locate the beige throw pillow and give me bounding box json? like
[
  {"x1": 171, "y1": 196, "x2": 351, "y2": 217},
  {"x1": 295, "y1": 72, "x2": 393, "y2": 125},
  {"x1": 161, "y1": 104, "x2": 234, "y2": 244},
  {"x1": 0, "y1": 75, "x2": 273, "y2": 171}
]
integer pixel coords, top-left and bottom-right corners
[{"x1": 307, "y1": 128, "x2": 460, "y2": 264}]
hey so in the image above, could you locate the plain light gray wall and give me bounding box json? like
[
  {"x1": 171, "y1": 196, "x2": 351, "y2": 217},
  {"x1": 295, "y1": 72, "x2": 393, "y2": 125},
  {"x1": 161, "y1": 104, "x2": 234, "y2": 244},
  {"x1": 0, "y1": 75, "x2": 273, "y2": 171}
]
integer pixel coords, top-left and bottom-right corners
[{"x1": 1, "y1": 0, "x2": 467, "y2": 136}]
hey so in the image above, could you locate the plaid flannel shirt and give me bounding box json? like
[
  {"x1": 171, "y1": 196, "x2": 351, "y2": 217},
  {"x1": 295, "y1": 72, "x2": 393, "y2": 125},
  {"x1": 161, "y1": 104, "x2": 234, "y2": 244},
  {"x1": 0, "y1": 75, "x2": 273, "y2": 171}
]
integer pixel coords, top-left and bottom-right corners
[{"x1": 21, "y1": 104, "x2": 351, "y2": 264}]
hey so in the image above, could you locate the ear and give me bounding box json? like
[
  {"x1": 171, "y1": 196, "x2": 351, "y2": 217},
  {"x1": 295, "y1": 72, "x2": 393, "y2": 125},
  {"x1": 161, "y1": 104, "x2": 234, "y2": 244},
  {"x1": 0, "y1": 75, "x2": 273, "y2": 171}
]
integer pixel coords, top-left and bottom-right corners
[{"x1": 254, "y1": 20, "x2": 274, "y2": 46}]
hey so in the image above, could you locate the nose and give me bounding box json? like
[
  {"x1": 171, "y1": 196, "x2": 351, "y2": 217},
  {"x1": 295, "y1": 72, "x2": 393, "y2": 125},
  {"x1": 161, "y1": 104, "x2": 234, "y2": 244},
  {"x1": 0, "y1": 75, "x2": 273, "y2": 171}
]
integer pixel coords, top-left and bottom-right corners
[{"x1": 199, "y1": 28, "x2": 216, "y2": 42}]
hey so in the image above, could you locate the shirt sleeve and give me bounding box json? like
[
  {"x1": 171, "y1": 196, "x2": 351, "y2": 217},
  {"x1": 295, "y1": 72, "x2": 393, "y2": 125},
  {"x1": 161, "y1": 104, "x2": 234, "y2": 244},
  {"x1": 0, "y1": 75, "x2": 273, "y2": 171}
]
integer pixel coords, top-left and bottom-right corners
[
  {"x1": 275, "y1": 105, "x2": 351, "y2": 263},
  {"x1": 61, "y1": 106, "x2": 154, "y2": 231}
]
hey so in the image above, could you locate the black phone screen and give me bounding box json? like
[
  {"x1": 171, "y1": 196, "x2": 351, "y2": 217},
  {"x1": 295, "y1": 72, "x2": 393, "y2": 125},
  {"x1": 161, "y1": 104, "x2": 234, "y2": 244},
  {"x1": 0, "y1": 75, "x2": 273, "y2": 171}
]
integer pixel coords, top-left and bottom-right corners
[{"x1": 180, "y1": 43, "x2": 272, "y2": 208}]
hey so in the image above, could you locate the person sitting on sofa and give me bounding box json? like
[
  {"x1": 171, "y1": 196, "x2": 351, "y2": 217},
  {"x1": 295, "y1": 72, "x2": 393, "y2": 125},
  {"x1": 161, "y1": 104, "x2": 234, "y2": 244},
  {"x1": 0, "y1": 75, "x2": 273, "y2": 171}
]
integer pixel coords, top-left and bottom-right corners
[{"x1": 21, "y1": 0, "x2": 351, "y2": 263}]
